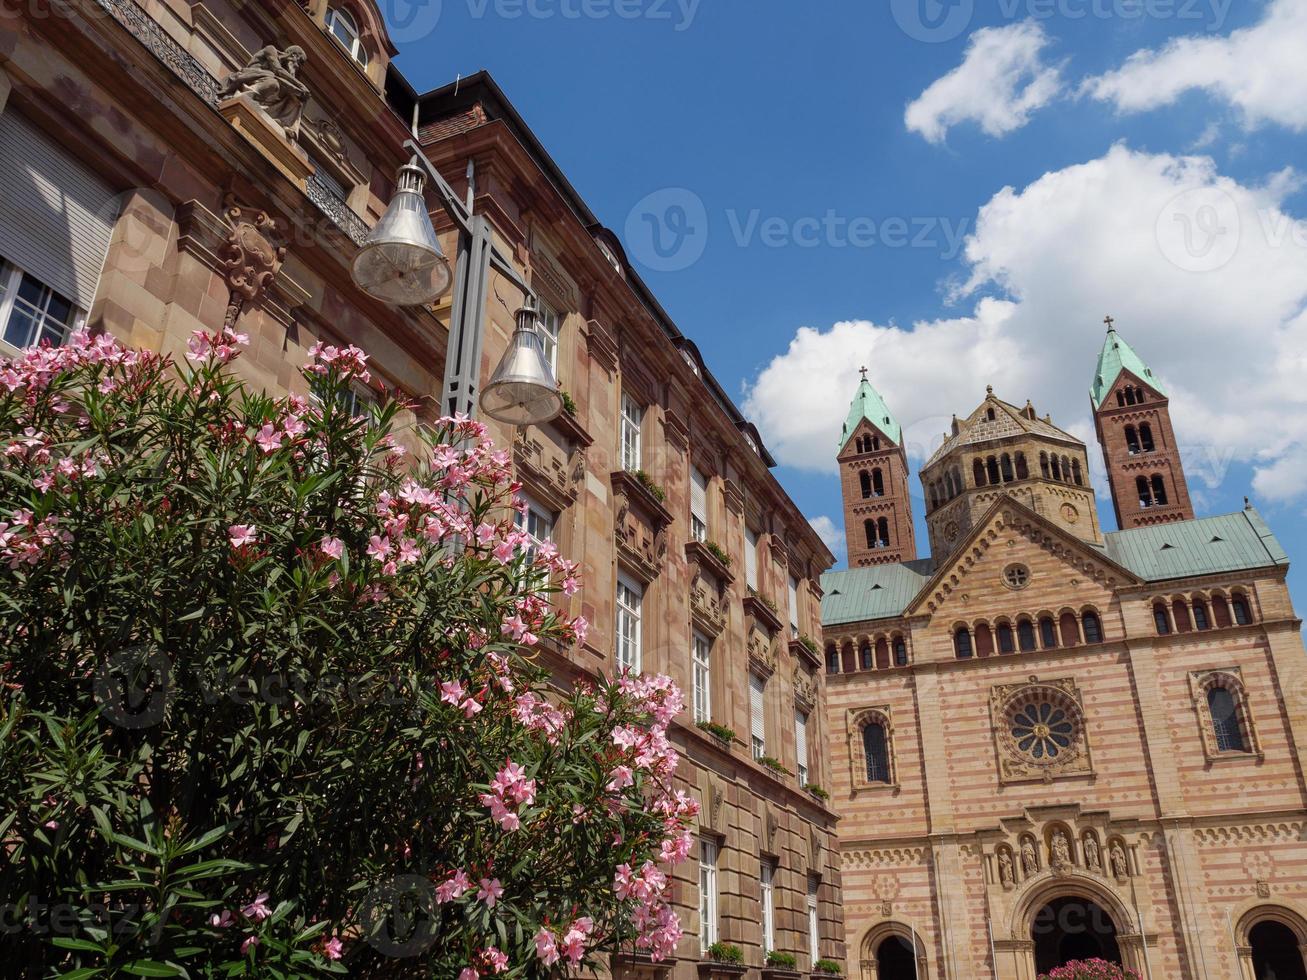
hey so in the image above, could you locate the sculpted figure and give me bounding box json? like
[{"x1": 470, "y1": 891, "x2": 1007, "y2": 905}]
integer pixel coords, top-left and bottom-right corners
[
  {"x1": 998, "y1": 849, "x2": 1015, "y2": 887},
  {"x1": 1084, "y1": 835, "x2": 1102, "y2": 872},
  {"x1": 218, "y1": 45, "x2": 310, "y2": 142},
  {"x1": 1052, "y1": 830, "x2": 1072, "y2": 869},
  {"x1": 1021, "y1": 837, "x2": 1039, "y2": 877},
  {"x1": 1111, "y1": 841, "x2": 1129, "y2": 879}
]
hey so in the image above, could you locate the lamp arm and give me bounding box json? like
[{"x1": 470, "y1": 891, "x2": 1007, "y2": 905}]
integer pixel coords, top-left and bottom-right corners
[{"x1": 400, "y1": 139, "x2": 536, "y2": 306}]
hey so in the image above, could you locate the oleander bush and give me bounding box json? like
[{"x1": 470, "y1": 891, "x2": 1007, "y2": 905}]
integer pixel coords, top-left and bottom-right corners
[
  {"x1": 0, "y1": 329, "x2": 696, "y2": 978},
  {"x1": 1037, "y1": 959, "x2": 1142, "y2": 980}
]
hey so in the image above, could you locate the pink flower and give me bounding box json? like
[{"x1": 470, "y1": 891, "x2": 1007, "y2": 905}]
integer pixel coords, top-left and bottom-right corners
[
  {"x1": 459, "y1": 970, "x2": 478, "y2": 980},
  {"x1": 440, "y1": 680, "x2": 465, "y2": 706},
  {"x1": 241, "y1": 893, "x2": 271, "y2": 922},
  {"x1": 366, "y1": 535, "x2": 391, "y2": 560},
  {"x1": 241, "y1": 935, "x2": 260, "y2": 954},
  {"x1": 462, "y1": 697, "x2": 483, "y2": 719},
  {"x1": 228, "y1": 525, "x2": 258, "y2": 549},
  {"x1": 397, "y1": 538, "x2": 421, "y2": 563},
  {"x1": 209, "y1": 910, "x2": 234, "y2": 929},
  {"x1": 534, "y1": 927, "x2": 559, "y2": 966},
  {"x1": 434, "y1": 869, "x2": 472, "y2": 904},
  {"x1": 254, "y1": 423, "x2": 283, "y2": 454},
  {"x1": 483, "y1": 946, "x2": 509, "y2": 973},
  {"x1": 320, "y1": 536, "x2": 345, "y2": 560},
  {"x1": 477, "y1": 878, "x2": 504, "y2": 908},
  {"x1": 606, "y1": 764, "x2": 634, "y2": 793},
  {"x1": 322, "y1": 936, "x2": 343, "y2": 961}
]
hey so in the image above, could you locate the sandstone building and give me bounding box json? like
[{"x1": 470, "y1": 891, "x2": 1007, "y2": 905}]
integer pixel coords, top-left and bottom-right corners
[
  {"x1": 823, "y1": 326, "x2": 1307, "y2": 980},
  {"x1": 1, "y1": 2, "x2": 843, "y2": 975}
]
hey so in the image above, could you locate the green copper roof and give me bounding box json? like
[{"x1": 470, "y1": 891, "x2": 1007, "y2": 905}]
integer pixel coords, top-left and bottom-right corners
[
  {"x1": 841, "y1": 377, "x2": 902, "y2": 449},
  {"x1": 820, "y1": 509, "x2": 1287, "y2": 626},
  {"x1": 1091, "y1": 326, "x2": 1167, "y2": 409}
]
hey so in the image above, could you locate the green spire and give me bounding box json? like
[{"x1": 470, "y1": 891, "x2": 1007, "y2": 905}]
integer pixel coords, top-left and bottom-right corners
[
  {"x1": 1091, "y1": 318, "x2": 1167, "y2": 409},
  {"x1": 840, "y1": 368, "x2": 902, "y2": 449}
]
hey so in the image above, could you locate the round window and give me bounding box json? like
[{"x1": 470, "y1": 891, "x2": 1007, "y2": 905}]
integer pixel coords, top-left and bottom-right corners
[
  {"x1": 1000, "y1": 688, "x2": 1084, "y2": 768},
  {"x1": 1003, "y1": 564, "x2": 1030, "y2": 590}
]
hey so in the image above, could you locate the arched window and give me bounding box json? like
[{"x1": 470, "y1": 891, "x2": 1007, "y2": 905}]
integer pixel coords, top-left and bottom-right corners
[
  {"x1": 1051, "y1": 456, "x2": 1062, "y2": 481},
  {"x1": 1140, "y1": 423, "x2": 1155, "y2": 452},
  {"x1": 1001, "y1": 454, "x2": 1015, "y2": 483},
  {"x1": 1039, "y1": 617, "x2": 1058, "y2": 649},
  {"x1": 1232, "y1": 594, "x2": 1252, "y2": 625},
  {"x1": 1117, "y1": 390, "x2": 1126, "y2": 408},
  {"x1": 1125, "y1": 387, "x2": 1137, "y2": 406},
  {"x1": 877, "y1": 518, "x2": 890, "y2": 548},
  {"x1": 1212, "y1": 595, "x2": 1232, "y2": 628},
  {"x1": 893, "y1": 637, "x2": 909, "y2": 666},
  {"x1": 873, "y1": 469, "x2": 885, "y2": 496},
  {"x1": 997, "y1": 623, "x2": 1015, "y2": 654},
  {"x1": 1193, "y1": 599, "x2": 1211, "y2": 630},
  {"x1": 1137, "y1": 476, "x2": 1153, "y2": 508},
  {"x1": 326, "y1": 6, "x2": 370, "y2": 67},
  {"x1": 1082, "y1": 612, "x2": 1103, "y2": 644},
  {"x1": 875, "y1": 637, "x2": 890, "y2": 670},
  {"x1": 1016, "y1": 453, "x2": 1029, "y2": 480},
  {"x1": 1208, "y1": 687, "x2": 1248, "y2": 753},
  {"x1": 1072, "y1": 460, "x2": 1083, "y2": 486},
  {"x1": 1125, "y1": 425, "x2": 1140, "y2": 454},
  {"x1": 1017, "y1": 620, "x2": 1037, "y2": 652},
  {"x1": 1153, "y1": 603, "x2": 1171, "y2": 635},
  {"x1": 987, "y1": 457, "x2": 1001, "y2": 485},
  {"x1": 865, "y1": 520, "x2": 876, "y2": 550},
  {"x1": 1063, "y1": 457, "x2": 1073, "y2": 482},
  {"x1": 954, "y1": 627, "x2": 974, "y2": 659},
  {"x1": 1172, "y1": 599, "x2": 1193, "y2": 633},
  {"x1": 1059, "y1": 612, "x2": 1080, "y2": 647},
  {"x1": 974, "y1": 459, "x2": 987, "y2": 486},
  {"x1": 860, "y1": 644, "x2": 873, "y2": 671},
  {"x1": 863, "y1": 722, "x2": 891, "y2": 783},
  {"x1": 1151, "y1": 475, "x2": 1169, "y2": 506},
  {"x1": 975, "y1": 623, "x2": 995, "y2": 658},
  {"x1": 987, "y1": 408, "x2": 997, "y2": 421},
  {"x1": 860, "y1": 471, "x2": 872, "y2": 499},
  {"x1": 873, "y1": 437, "x2": 881, "y2": 451},
  {"x1": 1040, "y1": 453, "x2": 1050, "y2": 479},
  {"x1": 826, "y1": 645, "x2": 840, "y2": 674}
]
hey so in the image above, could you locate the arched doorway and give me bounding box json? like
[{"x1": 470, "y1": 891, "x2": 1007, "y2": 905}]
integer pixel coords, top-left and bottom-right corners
[
  {"x1": 877, "y1": 934, "x2": 916, "y2": 979},
  {"x1": 1250, "y1": 920, "x2": 1307, "y2": 980},
  {"x1": 1031, "y1": 896, "x2": 1123, "y2": 974}
]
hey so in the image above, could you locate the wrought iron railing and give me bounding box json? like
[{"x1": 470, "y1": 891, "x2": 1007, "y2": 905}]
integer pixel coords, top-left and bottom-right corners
[{"x1": 92, "y1": 0, "x2": 371, "y2": 246}]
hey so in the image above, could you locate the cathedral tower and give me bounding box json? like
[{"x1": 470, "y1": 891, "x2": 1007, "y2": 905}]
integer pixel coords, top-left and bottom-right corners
[
  {"x1": 1091, "y1": 318, "x2": 1194, "y2": 529},
  {"x1": 839, "y1": 370, "x2": 916, "y2": 566}
]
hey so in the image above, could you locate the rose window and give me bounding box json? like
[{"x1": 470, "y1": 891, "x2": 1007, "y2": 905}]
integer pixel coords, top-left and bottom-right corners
[{"x1": 1000, "y1": 688, "x2": 1084, "y2": 768}]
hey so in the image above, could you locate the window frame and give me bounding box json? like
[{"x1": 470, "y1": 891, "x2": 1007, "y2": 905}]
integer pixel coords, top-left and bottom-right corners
[
  {"x1": 760, "y1": 859, "x2": 777, "y2": 954},
  {"x1": 615, "y1": 574, "x2": 643, "y2": 675},
  {"x1": 514, "y1": 492, "x2": 555, "y2": 562},
  {"x1": 0, "y1": 262, "x2": 84, "y2": 354},
  {"x1": 807, "y1": 875, "x2": 821, "y2": 966},
  {"x1": 692, "y1": 631, "x2": 712, "y2": 725},
  {"x1": 795, "y1": 707, "x2": 810, "y2": 786},
  {"x1": 699, "y1": 838, "x2": 719, "y2": 952},
  {"x1": 620, "y1": 393, "x2": 643, "y2": 472},
  {"x1": 749, "y1": 672, "x2": 767, "y2": 760},
  {"x1": 536, "y1": 300, "x2": 561, "y2": 375},
  {"x1": 325, "y1": 6, "x2": 370, "y2": 67},
  {"x1": 690, "y1": 466, "x2": 710, "y2": 543}
]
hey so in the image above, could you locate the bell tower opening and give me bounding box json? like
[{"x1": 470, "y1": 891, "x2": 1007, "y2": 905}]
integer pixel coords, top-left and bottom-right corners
[{"x1": 1031, "y1": 896, "x2": 1123, "y2": 974}]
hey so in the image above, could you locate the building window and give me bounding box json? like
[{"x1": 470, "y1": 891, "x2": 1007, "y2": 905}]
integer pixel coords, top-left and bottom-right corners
[
  {"x1": 1232, "y1": 595, "x2": 1252, "y2": 626},
  {"x1": 1153, "y1": 603, "x2": 1172, "y2": 635},
  {"x1": 1193, "y1": 599, "x2": 1211, "y2": 631},
  {"x1": 893, "y1": 637, "x2": 909, "y2": 666},
  {"x1": 615, "y1": 576, "x2": 643, "y2": 674},
  {"x1": 760, "y1": 860, "x2": 776, "y2": 954},
  {"x1": 1140, "y1": 423, "x2": 1155, "y2": 452},
  {"x1": 860, "y1": 470, "x2": 872, "y2": 499},
  {"x1": 826, "y1": 645, "x2": 840, "y2": 675},
  {"x1": 1082, "y1": 612, "x2": 1103, "y2": 644},
  {"x1": 750, "y1": 673, "x2": 766, "y2": 760},
  {"x1": 1208, "y1": 687, "x2": 1248, "y2": 753},
  {"x1": 807, "y1": 875, "x2": 821, "y2": 965},
  {"x1": 997, "y1": 624, "x2": 1016, "y2": 654},
  {"x1": 325, "y1": 6, "x2": 369, "y2": 67},
  {"x1": 699, "y1": 838, "x2": 719, "y2": 951},
  {"x1": 1151, "y1": 475, "x2": 1169, "y2": 506},
  {"x1": 620, "y1": 393, "x2": 643, "y2": 472},
  {"x1": 1017, "y1": 619, "x2": 1037, "y2": 652},
  {"x1": 859, "y1": 644, "x2": 873, "y2": 671},
  {"x1": 863, "y1": 721, "x2": 890, "y2": 783},
  {"x1": 536, "y1": 301, "x2": 560, "y2": 374},
  {"x1": 692, "y1": 632, "x2": 712, "y2": 725},
  {"x1": 1004, "y1": 564, "x2": 1031, "y2": 590},
  {"x1": 513, "y1": 493, "x2": 555, "y2": 562},
  {"x1": 786, "y1": 575, "x2": 801, "y2": 637},
  {"x1": 1039, "y1": 617, "x2": 1058, "y2": 649},
  {"x1": 954, "y1": 627, "x2": 973, "y2": 659},
  {"x1": 745, "y1": 526, "x2": 760, "y2": 591},
  {"x1": 690, "y1": 467, "x2": 710, "y2": 542},
  {"x1": 0, "y1": 264, "x2": 83, "y2": 351},
  {"x1": 795, "y1": 708, "x2": 810, "y2": 785}
]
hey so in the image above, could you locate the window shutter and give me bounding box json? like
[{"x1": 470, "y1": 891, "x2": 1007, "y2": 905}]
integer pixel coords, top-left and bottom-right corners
[
  {"x1": 0, "y1": 109, "x2": 118, "y2": 308},
  {"x1": 745, "y1": 528, "x2": 759, "y2": 591},
  {"x1": 691, "y1": 468, "x2": 708, "y2": 527},
  {"x1": 750, "y1": 674, "x2": 766, "y2": 753},
  {"x1": 788, "y1": 576, "x2": 800, "y2": 629},
  {"x1": 795, "y1": 709, "x2": 808, "y2": 773}
]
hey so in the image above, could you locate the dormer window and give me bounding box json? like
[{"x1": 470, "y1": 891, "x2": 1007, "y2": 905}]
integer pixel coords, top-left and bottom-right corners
[{"x1": 326, "y1": 7, "x2": 370, "y2": 68}]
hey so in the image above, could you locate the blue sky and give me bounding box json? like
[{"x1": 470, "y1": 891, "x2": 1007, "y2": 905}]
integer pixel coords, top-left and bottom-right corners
[{"x1": 389, "y1": 0, "x2": 1306, "y2": 610}]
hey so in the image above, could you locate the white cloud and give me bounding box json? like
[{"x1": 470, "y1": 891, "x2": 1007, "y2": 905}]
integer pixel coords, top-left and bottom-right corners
[
  {"x1": 744, "y1": 145, "x2": 1307, "y2": 515},
  {"x1": 1084, "y1": 0, "x2": 1307, "y2": 131},
  {"x1": 905, "y1": 21, "x2": 1064, "y2": 144},
  {"x1": 808, "y1": 516, "x2": 847, "y2": 562}
]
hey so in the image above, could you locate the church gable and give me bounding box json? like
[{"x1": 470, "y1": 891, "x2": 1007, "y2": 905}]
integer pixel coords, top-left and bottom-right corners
[
  {"x1": 907, "y1": 498, "x2": 1140, "y2": 621},
  {"x1": 840, "y1": 417, "x2": 896, "y2": 458},
  {"x1": 1103, "y1": 367, "x2": 1166, "y2": 408}
]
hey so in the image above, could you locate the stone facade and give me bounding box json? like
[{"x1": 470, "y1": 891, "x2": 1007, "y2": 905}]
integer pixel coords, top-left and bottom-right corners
[
  {"x1": 2, "y1": 3, "x2": 844, "y2": 976},
  {"x1": 839, "y1": 411, "x2": 917, "y2": 568},
  {"x1": 825, "y1": 355, "x2": 1307, "y2": 979}
]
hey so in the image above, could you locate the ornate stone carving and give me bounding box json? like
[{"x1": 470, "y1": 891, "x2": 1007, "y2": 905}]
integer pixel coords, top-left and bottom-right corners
[
  {"x1": 1084, "y1": 833, "x2": 1102, "y2": 872},
  {"x1": 1051, "y1": 828, "x2": 1073, "y2": 872},
  {"x1": 612, "y1": 471, "x2": 672, "y2": 583},
  {"x1": 219, "y1": 199, "x2": 286, "y2": 331},
  {"x1": 217, "y1": 45, "x2": 310, "y2": 143},
  {"x1": 998, "y1": 848, "x2": 1015, "y2": 888},
  {"x1": 690, "y1": 582, "x2": 727, "y2": 638},
  {"x1": 793, "y1": 666, "x2": 816, "y2": 712},
  {"x1": 1110, "y1": 841, "x2": 1129, "y2": 880},
  {"x1": 990, "y1": 677, "x2": 1093, "y2": 785},
  {"x1": 1257, "y1": 881, "x2": 1272, "y2": 898},
  {"x1": 1021, "y1": 835, "x2": 1039, "y2": 878}
]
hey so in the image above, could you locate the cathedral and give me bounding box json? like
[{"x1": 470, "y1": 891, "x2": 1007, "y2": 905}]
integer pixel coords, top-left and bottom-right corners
[{"x1": 822, "y1": 323, "x2": 1307, "y2": 980}]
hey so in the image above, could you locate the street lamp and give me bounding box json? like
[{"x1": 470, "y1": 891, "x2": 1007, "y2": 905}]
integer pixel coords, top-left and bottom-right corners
[{"x1": 350, "y1": 139, "x2": 560, "y2": 427}]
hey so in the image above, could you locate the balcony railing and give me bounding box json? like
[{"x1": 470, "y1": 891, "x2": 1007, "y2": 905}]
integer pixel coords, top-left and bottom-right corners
[{"x1": 306, "y1": 170, "x2": 370, "y2": 247}]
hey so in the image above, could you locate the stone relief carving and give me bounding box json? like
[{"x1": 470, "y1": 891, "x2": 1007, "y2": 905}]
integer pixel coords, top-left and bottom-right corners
[
  {"x1": 217, "y1": 45, "x2": 310, "y2": 142},
  {"x1": 1021, "y1": 835, "x2": 1039, "y2": 878},
  {"x1": 1110, "y1": 841, "x2": 1129, "y2": 880},
  {"x1": 1051, "y1": 829, "x2": 1073, "y2": 871},
  {"x1": 219, "y1": 199, "x2": 286, "y2": 331},
  {"x1": 998, "y1": 848, "x2": 1015, "y2": 888},
  {"x1": 1084, "y1": 833, "x2": 1102, "y2": 872},
  {"x1": 990, "y1": 677, "x2": 1093, "y2": 784}
]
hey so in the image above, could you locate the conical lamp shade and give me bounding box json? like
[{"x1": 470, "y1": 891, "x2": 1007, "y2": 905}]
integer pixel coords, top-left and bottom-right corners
[
  {"x1": 480, "y1": 306, "x2": 562, "y2": 426},
  {"x1": 351, "y1": 162, "x2": 452, "y2": 307}
]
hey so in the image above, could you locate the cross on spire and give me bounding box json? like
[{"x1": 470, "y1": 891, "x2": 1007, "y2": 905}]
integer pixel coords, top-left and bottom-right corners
[
  {"x1": 1104, "y1": 315, "x2": 1116, "y2": 332},
  {"x1": 859, "y1": 366, "x2": 868, "y2": 381}
]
